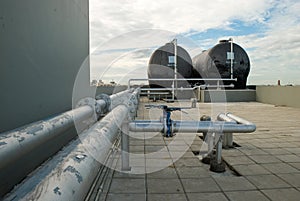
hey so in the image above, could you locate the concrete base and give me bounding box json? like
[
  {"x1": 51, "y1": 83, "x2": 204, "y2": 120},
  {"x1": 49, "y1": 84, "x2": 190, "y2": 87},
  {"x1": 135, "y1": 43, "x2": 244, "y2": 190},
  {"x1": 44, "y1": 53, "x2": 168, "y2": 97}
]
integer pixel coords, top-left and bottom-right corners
[{"x1": 197, "y1": 89, "x2": 256, "y2": 102}]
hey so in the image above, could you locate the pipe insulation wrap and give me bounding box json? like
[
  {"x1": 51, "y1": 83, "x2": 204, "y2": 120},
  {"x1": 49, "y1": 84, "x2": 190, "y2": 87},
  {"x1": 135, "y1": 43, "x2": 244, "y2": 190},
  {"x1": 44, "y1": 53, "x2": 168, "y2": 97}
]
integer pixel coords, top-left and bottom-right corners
[
  {"x1": 0, "y1": 90, "x2": 137, "y2": 170},
  {"x1": 4, "y1": 104, "x2": 130, "y2": 201},
  {"x1": 0, "y1": 88, "x2": 139, "y2": 198}
]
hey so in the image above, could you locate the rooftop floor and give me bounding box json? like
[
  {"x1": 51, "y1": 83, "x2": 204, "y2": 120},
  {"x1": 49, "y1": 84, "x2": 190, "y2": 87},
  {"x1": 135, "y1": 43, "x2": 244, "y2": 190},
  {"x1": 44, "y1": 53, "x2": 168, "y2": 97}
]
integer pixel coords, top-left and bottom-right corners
[{"x1": 88, "y1": 98, "x2": 300, "y2": 201}]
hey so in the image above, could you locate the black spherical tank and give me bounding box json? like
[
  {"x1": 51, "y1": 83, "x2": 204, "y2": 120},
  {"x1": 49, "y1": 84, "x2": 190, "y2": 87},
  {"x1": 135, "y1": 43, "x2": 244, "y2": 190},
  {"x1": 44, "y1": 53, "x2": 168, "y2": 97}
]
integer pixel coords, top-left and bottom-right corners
[
  {"x1": 192, "y1": 40, "x2": 250, "y2": 89},
  {"x1": 148, "y1": 43, "x2": 193, "y2": 88}
]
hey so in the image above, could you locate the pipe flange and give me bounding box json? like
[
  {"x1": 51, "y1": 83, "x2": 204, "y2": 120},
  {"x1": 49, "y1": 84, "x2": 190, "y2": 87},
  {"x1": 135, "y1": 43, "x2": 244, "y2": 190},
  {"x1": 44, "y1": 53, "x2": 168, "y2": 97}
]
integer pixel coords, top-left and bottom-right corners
[{"x1": 96, "y1": 94, "x2": 111, "y2": 114}]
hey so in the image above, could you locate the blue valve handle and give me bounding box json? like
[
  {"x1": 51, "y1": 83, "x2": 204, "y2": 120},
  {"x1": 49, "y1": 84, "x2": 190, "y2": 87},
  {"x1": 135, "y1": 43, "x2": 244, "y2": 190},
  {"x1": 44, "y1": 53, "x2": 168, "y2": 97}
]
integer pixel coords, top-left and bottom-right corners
[{"x1": 145, "y1": 105, "x2": 190, "y2": 137}]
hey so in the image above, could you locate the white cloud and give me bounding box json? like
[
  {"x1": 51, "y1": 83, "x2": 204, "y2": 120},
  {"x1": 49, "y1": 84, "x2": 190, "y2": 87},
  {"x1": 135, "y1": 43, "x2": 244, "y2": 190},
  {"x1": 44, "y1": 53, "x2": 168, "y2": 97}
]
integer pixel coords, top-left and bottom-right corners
[
  {"x1": 90, "y1": 0, "x2": 300, "y2": 85},
  {"x1": 90, "y1": 0, "x2": 272, "y2": 49}
]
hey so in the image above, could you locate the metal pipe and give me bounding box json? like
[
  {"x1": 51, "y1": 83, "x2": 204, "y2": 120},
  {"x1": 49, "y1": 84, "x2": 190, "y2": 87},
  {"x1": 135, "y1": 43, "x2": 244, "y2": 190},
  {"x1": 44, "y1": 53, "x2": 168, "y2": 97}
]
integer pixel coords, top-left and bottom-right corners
[
  {"x1": 173, "y1": 39, "x2": 177, "y2": 99},
  {"x1": 4, "y1": 89, "x2": 140, "y2": 200},
  {"x1": 129, "y1": 120, "x2": 163, "y2": 132},
  {"x1": 216, "y1": 134, "x2": 223, "y2": 164},
  {"x1": 217, "y1": 113, "x2": 236, "y2": 123},
  {"x1": 3, "y1": 104, "x2": 132, "y2": 201},
  {"x1": 140, "y1": 84, "x2": 234, "y2": 92},
  {"x1": 226, "y1": 113, "x2": 255, "y2": 126},
  {"x1": 0, "y1": 89, "x2": 139, "y2": 197},
  {"x1": 0, "y1": 90, "x2": 133, "y2": 170},
  {"x1": 229, "y1": 38, "x2": 234, "y2": 79},
  {"x1": 128, "y1": 78, "x2": 238, "y2": 89},
  {"x1": 129, "y1": 120, "x2": 255, "y2": 133}
]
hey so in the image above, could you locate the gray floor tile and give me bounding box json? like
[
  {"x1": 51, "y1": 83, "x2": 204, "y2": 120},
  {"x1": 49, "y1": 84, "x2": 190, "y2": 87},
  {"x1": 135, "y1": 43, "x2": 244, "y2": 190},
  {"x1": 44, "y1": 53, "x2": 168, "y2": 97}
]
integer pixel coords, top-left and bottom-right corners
[
  {"x1": 145, "y1": 158, "x2": 173, "y2": 168},
  {"x1": 277, "y1": 173, "x2": 300, "y2": 187},
  {"x1": 145, "y1": 151, "x2": 170, "y2": 159},
  {"x1": 276, "y1": 154, "x2": 300, "y2": 163},
  {"x1": 113, "y1": 171, "x2": 145, "y2": 179},
  {"x1": 173, "y1": 158, "x2": 202, "y2": 167},
  {"x1": 148, "y1": 193, "x2": 187, "y2": 201},
  {"x1": 262, "y1": 188, "x2": 300, "y2": 201},
  {"x1": 182, "y1": 151, "x2": 197, "y2": 158},
  {"x1": 262, "y1": 148, "x2": 291, "y2": 155},
  {"x1": 145, "y1": 145, "x2": 167, "y2": 153},
  {"x1": 213, "y1": 176, "x2": 256, "y2": 191},
  {"x1": 261, "y1": 163, "x2": 299, "y2": 174},
  {"x1": 289, "y1": 162, "x2": 300, "y2": 170},
  {"x1": 147, "y1": 167, "x2": 178, "y2": 178},
  {"x1": 239, "y1": 148, "x2": 268, "y2": 156},
  {"x1": 106, "y1": 193, "x2": 146, "y2": 201},
  {"x1": 284, "y1": 147, "x2": 300, "y2": 154},
  {"x1": 248, "y1": 155, "x2": 281, "y2": 164},
  {"x1": 187, "y1": 192, "x2": 228, "y2": 201},
  {"x1": 169, "y1": 151, "x2": 189, "y2": 159},
  {"x1": 225, "y1": 190, "x2": 270, "y2": 201},
  {"x1": 232, "y1": 164, "x2": 270, "y2": 176},
  {"x1": 222, "y1": 149, "x2": 245, "y2": 157},
  {"x1": 168, "y1": 145, "x2": 190, "y2": 152},
  {"x1": 246, "y1": 174, "x2": 291, "y2": 189},
  {"x1": 109, "y1": 178, "x2": 146, "y2": 193},
  {"x1": 130, "y1": 145, "x2": 144, "y2": 153},
  {"x1": 147, "y1": 178, "x2": 184, "y2": 193},
  {"x1": 223, "y1": 156, "x2": 255, "y2": 166},
  {"x1": 181, "y1": 178, "x2": 221, "y2": 193},
  {"x1": 176, "y1": 166, "x2": 210, "y2": 178}
]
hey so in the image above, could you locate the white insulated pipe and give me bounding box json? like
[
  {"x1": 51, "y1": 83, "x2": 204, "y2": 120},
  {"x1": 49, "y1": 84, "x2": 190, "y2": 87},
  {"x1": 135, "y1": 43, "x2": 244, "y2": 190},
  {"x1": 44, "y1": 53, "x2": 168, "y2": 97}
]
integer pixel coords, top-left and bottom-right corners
[
  {"x1": 0, "y1": 89, "x2": 138, "y2": 197},
  {"x1": 3, "y1": 104, "x2": 131, "y2": 201},
  {"x1": 3, "y1": 89, "x2": 140, "y2": 200},
  {"x1": 0, "y1": 90, "x2": 132, "y2": 169}
]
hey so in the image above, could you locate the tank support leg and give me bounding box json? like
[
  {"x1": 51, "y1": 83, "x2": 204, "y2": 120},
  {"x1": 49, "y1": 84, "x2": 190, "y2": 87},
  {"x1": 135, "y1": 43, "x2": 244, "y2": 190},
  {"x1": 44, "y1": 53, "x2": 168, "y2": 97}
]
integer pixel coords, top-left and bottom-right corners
[{"x1": 210, "y1": 133, "x2": 226, "y2": 173}]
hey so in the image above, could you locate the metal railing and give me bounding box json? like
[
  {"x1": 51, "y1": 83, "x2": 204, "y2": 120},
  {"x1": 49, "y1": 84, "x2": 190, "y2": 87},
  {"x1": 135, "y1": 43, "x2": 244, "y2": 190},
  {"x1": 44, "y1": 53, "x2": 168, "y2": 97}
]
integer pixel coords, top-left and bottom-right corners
[
  {"x1": 128, "y1": 78, "x2": 237, "y2": 100},
  {"x1": 121, "y1": 112, "x2": 255, "y2": 173}
]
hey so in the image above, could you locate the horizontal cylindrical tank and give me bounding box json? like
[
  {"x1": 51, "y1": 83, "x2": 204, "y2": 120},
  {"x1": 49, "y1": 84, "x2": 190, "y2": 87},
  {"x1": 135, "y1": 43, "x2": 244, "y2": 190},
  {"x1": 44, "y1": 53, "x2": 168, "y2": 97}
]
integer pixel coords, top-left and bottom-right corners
[
  {"x1": 192, "y1": 40, "x2": 250, "y2": 89},
  {"x1": 148, "y1": 43, "x2": 193, "y2": 88}
]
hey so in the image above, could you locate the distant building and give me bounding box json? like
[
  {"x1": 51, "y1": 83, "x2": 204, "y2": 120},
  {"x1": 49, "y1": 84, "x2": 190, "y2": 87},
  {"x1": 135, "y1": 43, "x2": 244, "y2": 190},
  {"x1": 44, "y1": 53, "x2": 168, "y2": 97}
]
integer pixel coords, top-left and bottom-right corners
[
  {"x1": 91, "y1": 79, "x2": 98, "y2": 86},
  {"x1": 98, "y1": 79, "x2": 104, "y2": 86}
]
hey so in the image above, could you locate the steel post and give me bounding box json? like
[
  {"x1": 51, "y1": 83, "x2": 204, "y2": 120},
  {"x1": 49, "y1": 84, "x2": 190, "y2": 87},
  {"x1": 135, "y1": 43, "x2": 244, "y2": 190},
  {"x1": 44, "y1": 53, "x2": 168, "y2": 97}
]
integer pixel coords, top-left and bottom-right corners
[{"x1": 121, "y1": 119, "x2": 130, "y2": 171}]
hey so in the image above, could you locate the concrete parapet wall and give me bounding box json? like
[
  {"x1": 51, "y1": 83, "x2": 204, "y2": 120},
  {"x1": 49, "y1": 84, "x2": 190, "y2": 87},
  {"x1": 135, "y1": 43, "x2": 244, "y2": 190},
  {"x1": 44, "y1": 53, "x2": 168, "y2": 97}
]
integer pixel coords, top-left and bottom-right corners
[
  {"x1": 96, "y1": 85, "x2": 128, "y2": 95},
  {"x1": 256, "y1": 85, "x2": 300, "y2": 108},
  {"x1": 198, "y1": 89, "x2": 256, "y2": 103}
]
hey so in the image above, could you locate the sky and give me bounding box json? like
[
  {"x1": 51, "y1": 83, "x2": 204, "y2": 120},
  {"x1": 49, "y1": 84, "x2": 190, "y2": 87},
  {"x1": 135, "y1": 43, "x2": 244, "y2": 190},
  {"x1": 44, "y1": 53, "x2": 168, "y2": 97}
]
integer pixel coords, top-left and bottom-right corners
[{"x1": 89, "y1": 0, "x2": 300, "y2": 85}]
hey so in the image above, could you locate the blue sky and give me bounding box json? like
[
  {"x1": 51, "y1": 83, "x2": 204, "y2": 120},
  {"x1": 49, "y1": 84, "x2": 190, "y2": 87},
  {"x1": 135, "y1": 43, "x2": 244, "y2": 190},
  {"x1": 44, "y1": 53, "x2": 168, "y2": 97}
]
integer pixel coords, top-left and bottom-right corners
[{"x1": 89, "y1": 0, "x2": 300, "y2": 85}]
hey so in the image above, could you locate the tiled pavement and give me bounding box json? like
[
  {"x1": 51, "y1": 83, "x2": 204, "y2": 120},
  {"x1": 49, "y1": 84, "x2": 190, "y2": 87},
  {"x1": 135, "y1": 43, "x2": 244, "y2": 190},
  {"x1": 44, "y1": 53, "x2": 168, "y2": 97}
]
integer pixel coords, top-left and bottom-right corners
[{"x1": 91, "y1": 99, "x2": 300, "y2": 201}]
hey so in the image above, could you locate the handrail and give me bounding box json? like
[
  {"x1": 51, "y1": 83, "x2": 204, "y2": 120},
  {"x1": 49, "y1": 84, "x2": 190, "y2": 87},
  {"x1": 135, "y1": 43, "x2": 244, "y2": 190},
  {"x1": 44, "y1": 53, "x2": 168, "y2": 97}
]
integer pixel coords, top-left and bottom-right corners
[{"x1": 128, "y1": 78, "x2": 237, "y2": 89}]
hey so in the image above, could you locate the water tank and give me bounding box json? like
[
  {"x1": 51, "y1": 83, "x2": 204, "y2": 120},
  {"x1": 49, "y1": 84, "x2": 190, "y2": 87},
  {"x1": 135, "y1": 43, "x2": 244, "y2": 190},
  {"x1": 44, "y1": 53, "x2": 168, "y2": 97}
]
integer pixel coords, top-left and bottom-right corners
[
  {"x1": 148, "y1": 43, "x2": 193, "y2": 88},
  {"x1": 192, "y1": 40, "x2": 250, "y2": 89}
]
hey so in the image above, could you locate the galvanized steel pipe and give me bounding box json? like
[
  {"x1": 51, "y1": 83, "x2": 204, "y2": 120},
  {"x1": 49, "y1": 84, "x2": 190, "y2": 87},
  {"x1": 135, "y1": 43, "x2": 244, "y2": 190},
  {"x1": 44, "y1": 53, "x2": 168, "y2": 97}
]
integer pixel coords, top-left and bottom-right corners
[
  {"x1": 3, "y1": 89, "x2": 140, "y2": 200},
  {"x1": 3, "y1": 105, "x2": 131, "y2": 201},
  {"x1": 0, "y1": 90, "x2": 133, "y2": 169},
  {"x1": 0, "y1": 89, "x2": 138, "y2": 198},
  {"x1": 129, "y1": 119, "x2": 256, "y2": 133}
]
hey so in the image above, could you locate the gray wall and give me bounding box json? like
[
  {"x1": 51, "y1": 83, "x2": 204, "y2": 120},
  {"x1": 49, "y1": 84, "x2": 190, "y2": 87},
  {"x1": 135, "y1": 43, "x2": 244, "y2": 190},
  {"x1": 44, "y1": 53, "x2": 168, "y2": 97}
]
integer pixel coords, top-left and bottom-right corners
[
  {"x1": 0, "y1": 0, "x2": 89, "y2": 133},
  {"x1": 256, "y1": 85, "x2": 300, "y2": 108}
]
